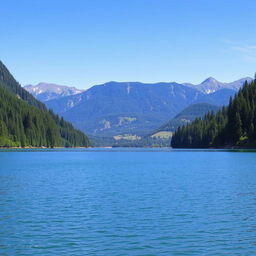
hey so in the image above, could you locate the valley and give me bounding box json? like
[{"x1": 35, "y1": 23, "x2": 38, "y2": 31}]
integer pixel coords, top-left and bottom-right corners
[{"x1": 25, "y1": 77, "x2": 252, "y2": 147}]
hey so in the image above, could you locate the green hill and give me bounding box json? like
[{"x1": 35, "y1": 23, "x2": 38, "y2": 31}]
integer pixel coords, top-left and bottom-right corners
[
  {"x1": 0, "y1": 61, "x2": 90, "y2": 147},
  {"x1": 90, "y1": 103, "x2": 220, "y2": 148},
  {"x1": 171, "y1": 79, "x2": 256, "y2": 148},
  {"x1": 154, "y1": 103, "x2": 219, "y2": 133}
]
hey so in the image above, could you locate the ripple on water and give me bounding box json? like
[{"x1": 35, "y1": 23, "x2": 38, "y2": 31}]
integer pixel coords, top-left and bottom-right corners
[{"x1": 0, "y1": 150, "x2": 256, "y2": 255}]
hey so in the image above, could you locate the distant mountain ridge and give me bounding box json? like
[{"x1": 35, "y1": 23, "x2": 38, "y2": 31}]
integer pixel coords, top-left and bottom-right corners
[
  {"x1": 24, "y1": 83, "x2": 84, "y2": 101},
  {"x1": 171, "y1": 79, "x2": 256, "y2": 148},
  {"x1": 44, "y1": 81, "x2": 203, "y2": 136},
  {"x1": 184, "y1": 77, "x2": 252, "y2": 94},
  {"x1": 26, "y1": 77, "x2": 252, "y2": 101},
  {"x1": 26, "y1": 77, "x2": 252, "y2": 139}
]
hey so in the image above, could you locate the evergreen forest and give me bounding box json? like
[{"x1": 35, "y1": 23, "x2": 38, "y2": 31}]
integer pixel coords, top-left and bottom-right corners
[
  {"x1": 0, "y1": 61, "x2": 90, "y2": 147},
  {"x1": 171, "y1": 79, "x2": 256, "y2": 148}
]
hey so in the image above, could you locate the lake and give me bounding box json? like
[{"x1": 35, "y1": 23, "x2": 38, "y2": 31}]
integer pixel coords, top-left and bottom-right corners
[{"x1": 0, "y1": 149, "x2": 256, "y2": 255}]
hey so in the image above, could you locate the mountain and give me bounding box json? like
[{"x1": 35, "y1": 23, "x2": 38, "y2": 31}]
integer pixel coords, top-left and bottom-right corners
[
  {"x1": 24, "y1": 82, "x2": 84, "y2": 102},
  {"x1": 134, "y1": 103, "x2": 221, "y2": 148},
  {"x1": 0, "y1": 61, "x2": 90, "y2": 147},
  {"x1": 185, "y1": 77, "x2": 252, "y2": 94},
  {"x1": 193, "y1": 88, "x2": 237, "y2": 106},
  {"x1": 43, "y1": 79, "x2": 250, "y2": 138},
  {"x1": 154, "y1": 103, "x2": 220, "y2": 133},
  {"x1": 91, "y1": 101, "x2": 219, "y2": 147},
  {"x1": 171, "y1": 79, "x2": 256, "y2": 148},
  {"x1": 30, "y1": 77, "x2": 252, "y2": 105},
  {"x1": 27, "y1": 77, "x2": 252, "y2": 142},
  {"x1": 44, "y1": 81, "x2": 207, "y2": 136}
]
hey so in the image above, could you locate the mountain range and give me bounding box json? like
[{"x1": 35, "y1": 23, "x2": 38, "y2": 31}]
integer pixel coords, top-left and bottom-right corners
[
  {"x1": 184, "y1": 77, "x2": 251, "y2": 94},
  {"x1": 25, "y1": 83, "x2": 84, "y2": 102},
  {"x1": 25, "y1": 77, "x2": 252, "y2": 140},
  {"x1": 171, "y1": 79, "x2": 256, "y2": 148}
]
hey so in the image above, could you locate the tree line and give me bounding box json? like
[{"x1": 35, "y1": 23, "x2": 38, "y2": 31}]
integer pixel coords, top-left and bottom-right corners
[
  {"x1": 171, "y1": 79, "x2": 256, "y2": 148},
  {"x1": 0, "y1": 61, "x2": 90, "y2": 147}
]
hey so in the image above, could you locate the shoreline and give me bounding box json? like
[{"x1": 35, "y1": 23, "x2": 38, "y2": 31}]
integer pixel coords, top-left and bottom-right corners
[
  {"x1": 1, "y1": 146, "x2": 256, "y2": 151},
  {"x1": 0, "y1": 146, "x2": 93, "y2": 149}
]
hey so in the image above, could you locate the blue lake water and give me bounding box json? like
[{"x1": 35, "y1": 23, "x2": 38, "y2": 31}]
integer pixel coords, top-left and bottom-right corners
[{"x1": 0, "y1": 149, "x2": 256, "y2": 255}]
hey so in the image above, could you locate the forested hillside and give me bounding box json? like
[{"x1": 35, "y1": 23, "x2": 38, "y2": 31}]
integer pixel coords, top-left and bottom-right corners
[
  {"x1": 0, "y1": 61, "x2": 90, "y2": 147},
  {"x1": 171, "y1": 79, "x2": 256, "y2": 148}
]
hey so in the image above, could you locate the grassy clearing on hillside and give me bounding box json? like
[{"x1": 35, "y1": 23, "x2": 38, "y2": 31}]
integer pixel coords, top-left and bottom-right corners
[
  {"x1": 151, "y1": 131, "x2": 173, "y2": 139},
  {"x1": 113, "y1": 134, "x2": 141, "y2": 141}
]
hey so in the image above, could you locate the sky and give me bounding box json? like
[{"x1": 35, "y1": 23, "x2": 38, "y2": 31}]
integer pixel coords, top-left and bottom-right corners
[{"x1": 1, "y1": 0, "x2": 256, "y2": 89}]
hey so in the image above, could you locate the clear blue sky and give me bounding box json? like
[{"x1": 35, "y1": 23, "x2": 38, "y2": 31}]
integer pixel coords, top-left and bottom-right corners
[{"x1": 1, "y1": 0, "x2": 256, "y2": 89}]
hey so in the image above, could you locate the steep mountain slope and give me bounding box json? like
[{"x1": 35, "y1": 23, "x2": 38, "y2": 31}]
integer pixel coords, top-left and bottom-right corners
[
  {"x1": 24, "y1": 83, "x2": 84, "y2": 102},
  {"x1": 0, "y1": 86, "x2": 59, "y2": 147},
  {"x1": 171, "y1": 79, "x2": 256, "y2": 148},
  {"x1": 0, "y1": 63, "x2": 47, "y2": 110},
  {"x1": 0, "y1": 61, "x2": 90, "y2": 147}
]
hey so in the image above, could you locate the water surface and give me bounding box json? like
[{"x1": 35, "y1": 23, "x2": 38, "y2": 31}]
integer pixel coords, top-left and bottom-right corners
[{"x1": 0, "y1": 149, "x2": 256, "y2": 255}]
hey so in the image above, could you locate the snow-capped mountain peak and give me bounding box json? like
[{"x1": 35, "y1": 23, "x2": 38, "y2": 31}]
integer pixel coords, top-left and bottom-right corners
[{"x1": 24, "y1": 82, "x2": 84, "y2": 101}]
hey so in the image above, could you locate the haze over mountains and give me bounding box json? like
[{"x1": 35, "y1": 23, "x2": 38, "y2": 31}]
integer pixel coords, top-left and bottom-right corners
[
  {"x1": 25, "y1": 83, "x2": 84, "y2": 102},
  {"x1": 25, "y1": 77, "x2": 252, "y2": 139}
]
